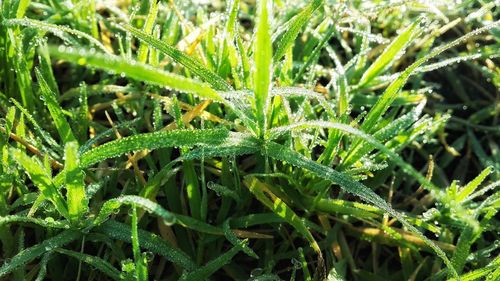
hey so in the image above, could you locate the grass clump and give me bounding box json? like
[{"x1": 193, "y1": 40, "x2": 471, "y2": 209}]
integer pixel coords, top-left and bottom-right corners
[{"x1": 0, "y1": 0, "x2": 499, "y2": 280}]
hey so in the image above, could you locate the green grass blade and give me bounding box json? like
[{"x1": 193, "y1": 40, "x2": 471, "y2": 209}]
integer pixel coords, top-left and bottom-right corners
[
  {"x1": 131, "y1": 204, "x2": 148, "y2": 281},
  {"x1": 253, "y1": 0, "x2": 273, "y2": 137},
  {"x1": 49, "y1": 46, "x2": 226, "y2": 103},
  {"x1": 80, "y1": 128, "x2": 228, "y2": 168},
  {"x1": 244, "y1": 176, "x2": 323, "y2": 261},
  {"x1": 121, "y1": 24, "x2": 232, "y2": 91},
  {"x1": 456, "y1": 166, "x2": 492, "y2": 202},
  {"x1": 4, "y1": 18, "x2": 110, "y2": 54},
  {"x1": 10, "y1": 148, "x2": 69, "y2": 219},
  {"x1": 0, "y1": 230, "x2": 80, "y2": 278},
  {"x1": 223, "y1": 219, "x2": 259, "y2": 259},
  {"x1": 273, "y1": 0, "x2": 323, "y2": 61},
  {"x1": 262, "y1": 140, "x2": 457, "y2": 278},
  {"x1": 359, "y1": 17, "x2": 424, "y2": 86},
  {"x1": 179, "y1": 244, "x2": 242, "y2": 281},
  {"x1": 0, "y1": 215, "x2": 69, "y2": 229},
  {"x1": 93, "y1": 195, "x2": 176, "y2": 226},
  {"x1": 94, "y1": 220, "x2": 196, "y2": 271},
  {"x1": 136, "y1": 0, "x2": 159, "y2": 63},
  {"x1": 35, "y1": 68, "x2": 76, "y2": 144},
  {"x1": 55, "y1": 248, "x2": 121, "y2": 281},
  {"x1": 64, "y1": 141, "x2": 88, "y2": 224}
]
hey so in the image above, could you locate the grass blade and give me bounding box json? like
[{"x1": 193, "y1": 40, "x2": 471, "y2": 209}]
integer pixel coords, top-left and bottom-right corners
[
  {"x1": 93, "y1": 195, "x2": 176, "y2": 226},
  {"x1": 121, "y1": 24, "x2": 232, "y2": 91},
  {"x1": 49, "y1": 46, "x2": 227, "y2": 103},
  {"x1": 359, "y1": 17, "x2": 424, "y2": 86},
  {"x1": 64, "y1": 141, "x2": 88, "y2": 224},
  {"x1": 253, "y1": 0, "x2": 273, "y2": 137},
  {"x1": 35, "y1": 68, "x2": 76, "y2": 144},
  {"x1": 94, "y1": 220, "x2": 196, "y2": 271},
  {"x1": 55, "y1": 248, "x2": 121, "y2": 281},
  {"x1": 80, "y1": 128, "x2": 228, "y2": 168},
  {"x1": 262, "y1": 140, "x2": 457, "y2": 277},
  {"x1": 273, "y1": 0, "x2": 323, "y2": 61},
  {"x1": 0, "y1": 230, "x2": 80, "y2": 278},
  {"x1": 10, "y1": 148, "x2": 69, "y2": 219}
]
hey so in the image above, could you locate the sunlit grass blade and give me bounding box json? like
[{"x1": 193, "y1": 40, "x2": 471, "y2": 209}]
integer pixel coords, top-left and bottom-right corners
[
  {"x1": 456, "y1": 166, "x2": 492, "y2": 202},
  {"x1": 10, "y1": 148, "x2": 69, "y2": 219},
  {"x1": 253, "y1": 0, "x2": 273, "y2": 137},
  {"x1": 0, "y1": 230, "x2": 80, "y2": 278},
  {"x1": 64, "y1": 141, "x2": 88, "y2": 224},
  {"x1": 273, "y1": 0, "x2": 323, "y2": 61},
  {"x1": 359, "y1": 17, "x2": 424, "y2": 86},
  {"x1": 121, "y1": 24, "x2": 232, "y2": 91},
  {"x1": 3, "y1": 18, "x2": 110, "y2": 54},
  {"x1": 136, "y1": 0, "x2": 159, "y2": 64},
  {"x1": 55, "y1": 248, "x2": 121, "y2": 281},
  {"x1": 35, "y1": 68, "x2": 76, "y2": 144},
  {"x1": 94, "y1": 220, "x2": 196, "y2": 270},
  {"x1": 49, "y1": 46, "x2": 226, "y2": 103},
  {"x1": 262, "y1": 140, "x2": 457, "y2": 277},
  {"x1": 0, "y1": 215, "x2": 69, "y2": 229},
  {"x1": 80, "y1": 128, "x2": 228, "y2": 168},
  {"x1": 244, "y1": 176, "x2": 324, "y2": 273}
]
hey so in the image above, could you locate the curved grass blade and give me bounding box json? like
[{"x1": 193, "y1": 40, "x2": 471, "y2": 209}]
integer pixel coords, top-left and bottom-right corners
[
  {"x1": 93, "y1": 195, "x2": 176, "y2": 226},
  {"x1": 94, "y1": 220, "x2": 196, "y2": 270},
  {"x1": 359, "y1": 17, "x2": 424, "y2": 86},
  {"x1": 253, "y1": 0, "x2": 273, "y2": 137},
  {"x1": 121, "y1": 24, "x2": 232, "y2": 91},
  {"x1": 10, "y1": 148, "x2": 69, "y2": 220},
  {"x1": 261, "y1": 140, "x2": 457, "y2": 277},
  {"x1": 35, "y1": 68, "x2": 76, "y2": 144},
  {"x1": 223, "y1": 219, "x2": 259, "y2": 259},
  {"x1": 273, "y1": 0, "x2": 323, "y2": 61},
  {"x1": 456, "y1": 166, "x2": 492, "y2": 202},
  {"x1": 0, "y1": 230, "x2": 80, "y2": 278},
  {"x1": 360, "y1": 20, "x2": 500, "y2": 135},
  {"x1": 0, "y1": 215, "x2": 69, "y2": 229},
  {"x1": 55, "y1": 248, "x2": 121, "y2": 281},
  {"x1": 137, "y1": 0, "x2": 159, "y2": 63},
  {"x1": 80, "y1": 128, "x2": 228, "y2": 168},
  {"x1": 3, "y1": 18, "x2": 110, "y2": 54},
  {"x1": 49, "y1": 46, "x2": 226, "y2": 103},
  {"x1": 179, "y1": 243, "x2": 242, "y2": 281},
  {"x1": 244, "y1": 176, "x2": 324, "y2": 271}
]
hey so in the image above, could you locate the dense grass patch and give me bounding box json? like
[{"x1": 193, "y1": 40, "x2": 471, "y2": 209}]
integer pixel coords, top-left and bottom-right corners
[{"x1": 0, "y1": 0, "x2": 499, "y2": 280}]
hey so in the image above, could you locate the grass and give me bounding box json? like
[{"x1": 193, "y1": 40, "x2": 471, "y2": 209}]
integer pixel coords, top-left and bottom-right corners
[{"x1": 0, "y1": 0, "x2": 499, "y2": 280}]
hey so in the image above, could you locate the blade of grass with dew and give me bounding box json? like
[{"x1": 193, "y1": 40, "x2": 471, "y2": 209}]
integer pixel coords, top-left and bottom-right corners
[
  {"x1": 253, "y1": 0, "x2": 273, "y2": 138},
  {"x1": 64, "y1": 141, "x2": 88, "y2": 224},
  {"x1": 10, "y1": 148, "x2": 69, "y2": 220},
  {"x1": 94, "y1": 220, "x2": 196, "y2": 270},
  {"x1": 223, "y1": 219, "x2": 259, "y2": 259},
  {"x1": 92, "y1": 195, "x2": 176, "y2": 226},
  {"x1": 358, "y1": 17, "x2": 424, "y2": 86},
  {"x1": 456, "y1": 166, "x2": 492, "y2": 202},
  {"x1": 273, "y1": 0, "x2": 323, "y2": 62},
  {"x1": 261, "y1": 140, "x2": 457, "y2": 277},
  {"x1": 35, "y1": 68, "x2": 76, "y2": 144},
  {"x1": 131, "y1": 204, "x2": 148, "y2": 281},
  {"x1": 178, "y1": 243, "x2": 243, "y2": 281},
  {"x1": 244, "y1": 176, "x2": 324, "y2": 271},
  {"x1": 0, "y1": 215, "x2": 69, "y2": 229},
  {"x1": 49, "y1": 46, "x2": 227, "y2": 103},
  {"x1": 55, "y1": 248, "x2": 121, "y2": 281},
  {"x1": 3, "y1": 18, "x2": 110, "y2": 54},
  {"x1": 121, "y1": 24, "x2": 231, "y2": 91},
  {"x1": 137, "y1": 0, "x2": 159, "y2": 63},
  {"x1": 0, "y1": 230, "x2": 80, "y2": 278},
  {"x1": 79, "y1": 128, "x2": 228, "y2": 168}
]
